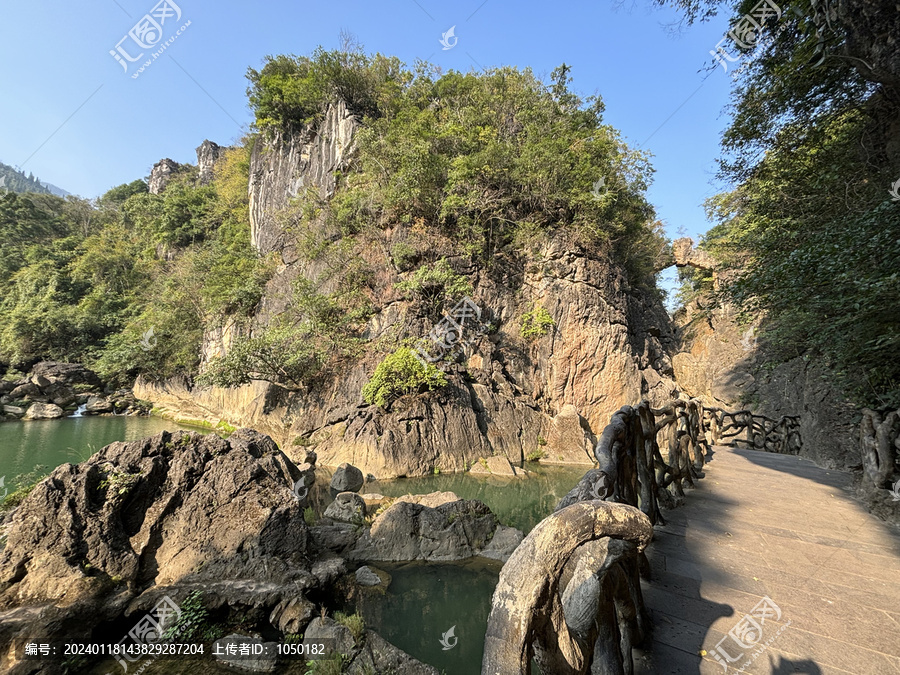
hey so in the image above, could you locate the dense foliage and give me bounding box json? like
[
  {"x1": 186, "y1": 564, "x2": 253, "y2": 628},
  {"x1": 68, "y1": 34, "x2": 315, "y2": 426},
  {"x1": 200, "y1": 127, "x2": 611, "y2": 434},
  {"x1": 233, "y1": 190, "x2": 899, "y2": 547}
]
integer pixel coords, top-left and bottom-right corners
[
  {"x1": 248, "y1": 51, "x2": 668, "y2": 279},
  {"x1": 665, "y1": 0, "x2": 900, "y2": 407},
  {"x1": 0, "y1": 143, "x2": 270, "y2": 386}
]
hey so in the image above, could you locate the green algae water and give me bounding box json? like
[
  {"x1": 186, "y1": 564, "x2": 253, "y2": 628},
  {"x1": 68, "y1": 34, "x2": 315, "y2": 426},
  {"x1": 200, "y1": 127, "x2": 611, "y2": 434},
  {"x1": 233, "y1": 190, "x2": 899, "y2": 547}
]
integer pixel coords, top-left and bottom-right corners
[
  {"x1": 353, "y1": 464, "x2": 586, "y2": 672},
  {"x1": 0, "y1": 415, "x2": 191, "y2": 490},
  {"x1": 355, "y1": 559, "x2": 503, "y2": 675},
  {"x1": 364, "y1": 462, "x2": 587, "y2": 533}
]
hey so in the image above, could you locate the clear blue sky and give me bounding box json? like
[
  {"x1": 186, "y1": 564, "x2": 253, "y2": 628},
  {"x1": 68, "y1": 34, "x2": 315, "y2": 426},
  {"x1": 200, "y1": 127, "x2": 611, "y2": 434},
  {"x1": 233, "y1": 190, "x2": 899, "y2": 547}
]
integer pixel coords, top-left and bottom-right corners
[{"x1": 0, "y1": 0, "x2": 734, "y2": 271}]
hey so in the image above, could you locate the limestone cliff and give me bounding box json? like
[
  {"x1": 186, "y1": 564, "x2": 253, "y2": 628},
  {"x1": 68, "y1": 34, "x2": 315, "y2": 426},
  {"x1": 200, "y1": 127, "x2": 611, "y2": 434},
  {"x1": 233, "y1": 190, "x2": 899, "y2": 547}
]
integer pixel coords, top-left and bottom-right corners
[
  {"x1": 136, "y1": 102, "x2": 680, "y2": 478},
  {"x1": 671, "y1": 239, "x2": 857, "y2": 469}
]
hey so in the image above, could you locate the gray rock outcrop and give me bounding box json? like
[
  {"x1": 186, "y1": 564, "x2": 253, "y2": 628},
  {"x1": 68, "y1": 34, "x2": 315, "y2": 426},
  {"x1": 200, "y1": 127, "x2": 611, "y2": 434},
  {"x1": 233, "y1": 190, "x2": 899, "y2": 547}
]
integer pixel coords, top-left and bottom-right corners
[
  {"x1": 249, "y1": 100, "x2": 358, "y2": 257},
  {"x1": 22, "y1": 402, "x2": 64, "y2": 420},
  {"x1": 303, "y1": 618, "x2": 440, "y2": 675},
  {"x1": 330, "y1": 462, "x2": 364, "y2": 492},
  {"x1": 324, "y1": 491, "x2": 366, "y2": 524},
  {"x1": 347, "y1": 496, "x2": 520, "y2": 562},
  {"x1": 0, "y1": 428, "x2": 312, "y2": 669},
  {"x1": 148, "y1": 158, "x2": 180, "y2": 194},
  {"x1": 196, "y1": 139, "x2": 222, "y2": 184}
]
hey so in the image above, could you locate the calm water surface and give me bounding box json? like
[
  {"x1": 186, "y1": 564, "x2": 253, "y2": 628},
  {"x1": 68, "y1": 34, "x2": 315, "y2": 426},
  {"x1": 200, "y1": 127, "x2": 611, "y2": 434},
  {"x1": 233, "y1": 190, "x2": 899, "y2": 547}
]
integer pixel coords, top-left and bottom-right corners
[{"x1": 0, "y1": 415, "x2": 194, "y2": 488}]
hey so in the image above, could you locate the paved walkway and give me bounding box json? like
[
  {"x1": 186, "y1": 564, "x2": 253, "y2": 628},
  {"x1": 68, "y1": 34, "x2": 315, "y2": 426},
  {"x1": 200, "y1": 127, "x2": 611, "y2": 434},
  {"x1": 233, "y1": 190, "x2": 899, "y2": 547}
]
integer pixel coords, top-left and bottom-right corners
[{"x1": 634, "y1": 446, "x2": 900, "y2": 674}]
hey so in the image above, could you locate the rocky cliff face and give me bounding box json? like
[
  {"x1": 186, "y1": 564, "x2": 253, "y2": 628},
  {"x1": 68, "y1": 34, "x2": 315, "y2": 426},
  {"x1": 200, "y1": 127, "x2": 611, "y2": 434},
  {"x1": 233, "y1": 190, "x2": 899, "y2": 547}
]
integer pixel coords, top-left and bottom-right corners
[
  {"x1": 138, "y1": 242, "x2": 678, "y2": 478},
  {"x1": 196, "y1": 139, "x2": 221, "y2": 184},
  {"x1": 148, "y1": 157, "x2": 180, "y2": 194},
  {"x1": 671, "y1": 241, "x2": 857, "y2": 468},
  {"x1": 136, "y1": 100, "x2": 681, "y2": 478},
  {"x1": 249, "y1": 100, "x2": 358, "y2": 257}
]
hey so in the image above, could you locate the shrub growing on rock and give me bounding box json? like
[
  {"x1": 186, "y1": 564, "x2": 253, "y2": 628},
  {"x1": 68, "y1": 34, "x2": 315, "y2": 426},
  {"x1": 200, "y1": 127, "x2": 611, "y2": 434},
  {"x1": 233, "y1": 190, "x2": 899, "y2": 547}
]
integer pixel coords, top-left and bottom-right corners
[{"x1": 362, "y1": 347, "x2": 447, "y2": 407}]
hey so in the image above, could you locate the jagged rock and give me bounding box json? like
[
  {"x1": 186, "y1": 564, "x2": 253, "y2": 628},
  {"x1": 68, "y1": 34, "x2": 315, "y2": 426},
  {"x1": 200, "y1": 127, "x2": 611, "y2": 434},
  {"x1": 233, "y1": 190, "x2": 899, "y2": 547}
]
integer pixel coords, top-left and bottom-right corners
[
  {"x1": 48, "y1": 386, "x2": 75, "y2": 407},
  {"x1": 196, "y1": 139, "x2": 221, "y2": 185},
  {"x1": 349, "y1": 630, "x2": 440, "y2": 675},
  {"x1": 22, "y1": 402, "x2": 64, "y2": 420},
  {"x1": 0, "y1": 428, "x2": 310, "y2": 663},
  {"x1": 673, "y1": 237, "x2": 716, "y2": 271},
  {"x1": 544, "y1": 404, "x2": 596, "y2": 464},
  {"x1": 311, "y1": 556, "x2": 347, "y2": 586},
  {"x1": 360, "y1": 493, "x2": 390, "y2": 511},
  {"x1": 348, "y1": 495, "x2": 518, "y2": 562},
  {"x1": 311, "y1": 523, "x2": 360, "y2": 553},
  {"x1": 213, "y1": 634, "x2": 278, "y2": 672},
  {"x1": 31, "y1": 361, "x2": 102, "y2": 389},
  {"x1": 479, "y1": 525, "x2": 525, "y2": 562},
  {"x1": 83, "y1": 395, "x2": 114, "y2": 414},
  {"x1": 249, "y1": 101, "x2": 359, "y2": 256},
  {"x1": 148, "y1": 158, "x2": 180, "y2": 194},
  {"x1": 330, "y1": 463, "x2": 364, "y2": 493},
  {"x1": 354, "y1": 565, "x2": 390, "y2": 589},
  {"x1": 9, "y1": 383, "x2": 41, "y2": 400},
  {"x1": 394, "y1": 492, "x2": 460, "y2": 508},
  {"x1": 269, "y1": 595, "x2": 315, "y2": 634},
  {"x1": 324, "y1": 492, "x2": 366, "y2": 524},
  {"x1": 303, "y1": 617, "x2": 356, "y2": 656}
]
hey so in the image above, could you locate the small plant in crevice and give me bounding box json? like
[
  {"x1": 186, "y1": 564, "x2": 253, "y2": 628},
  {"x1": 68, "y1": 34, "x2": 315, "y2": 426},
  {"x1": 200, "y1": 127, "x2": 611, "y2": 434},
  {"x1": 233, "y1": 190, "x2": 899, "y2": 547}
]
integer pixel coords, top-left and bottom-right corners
[
  {"x1": 334, "y1": 611, "x2": 365, "y2": 641},
  {"x1": 520, "y1": 304, "x2": 556, "y2": 340},
  {"x1": 162, "y1": 590, "x2": 224, "y2": 642}
]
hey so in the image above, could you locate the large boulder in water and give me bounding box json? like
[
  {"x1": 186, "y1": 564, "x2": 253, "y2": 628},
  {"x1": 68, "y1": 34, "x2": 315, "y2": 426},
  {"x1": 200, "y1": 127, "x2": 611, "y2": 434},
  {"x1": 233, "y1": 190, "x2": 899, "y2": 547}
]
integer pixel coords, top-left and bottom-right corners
[
  {"x1": 346, "y1": 493, "x2": 522, "y2": 562},
  {"x1": 22, "y1": 402, "x2": 64, "y2": 420}
]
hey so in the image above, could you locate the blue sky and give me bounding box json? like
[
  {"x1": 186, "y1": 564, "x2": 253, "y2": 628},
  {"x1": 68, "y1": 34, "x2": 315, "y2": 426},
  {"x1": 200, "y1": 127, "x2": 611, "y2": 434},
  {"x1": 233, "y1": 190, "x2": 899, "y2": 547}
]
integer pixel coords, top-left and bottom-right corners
[{"x1": 0, "y1": 0, "x2": 735, "y2": 276}]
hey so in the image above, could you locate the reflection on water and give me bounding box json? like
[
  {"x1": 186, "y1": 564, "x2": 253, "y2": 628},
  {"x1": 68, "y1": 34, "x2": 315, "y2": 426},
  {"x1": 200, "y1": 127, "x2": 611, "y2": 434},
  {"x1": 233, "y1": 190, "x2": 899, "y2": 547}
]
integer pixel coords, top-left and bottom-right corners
[
  {"x1": 365, "y1": 462, "x2": 587, "y2": 532},
  {"x1": 0, "y1": 416, "x2": 195, "y2": 487},
  {"x1": 355, "y1": 559, "x2": 503, "y2": 675}
]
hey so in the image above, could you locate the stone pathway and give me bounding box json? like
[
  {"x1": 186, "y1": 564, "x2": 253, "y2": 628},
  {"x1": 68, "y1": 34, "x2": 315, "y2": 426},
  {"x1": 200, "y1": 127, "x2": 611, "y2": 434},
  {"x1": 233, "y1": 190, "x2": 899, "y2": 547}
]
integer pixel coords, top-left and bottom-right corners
[{"x1": 634, "y1": 446, "x2": 900, "y2": 674}]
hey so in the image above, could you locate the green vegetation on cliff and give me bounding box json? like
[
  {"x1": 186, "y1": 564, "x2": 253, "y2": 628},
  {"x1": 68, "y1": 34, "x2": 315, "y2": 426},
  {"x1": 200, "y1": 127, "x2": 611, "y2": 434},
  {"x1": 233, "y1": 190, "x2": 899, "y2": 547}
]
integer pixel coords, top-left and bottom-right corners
[
  {"x1": 0, "y1": 162, "x2": 52, "y2": 196},
  {"x1": 0, "y1": 144, "x2": 270, "y2": 385},
  {"x1": 2, "y1": 48, "x2": 669, "y2": 394},
  {"x1": 252, "y1": 50, "x2": 665, "y2": 274},
  {"x1": 666, "y1": 0, "x2": 900, "y2": 407}
]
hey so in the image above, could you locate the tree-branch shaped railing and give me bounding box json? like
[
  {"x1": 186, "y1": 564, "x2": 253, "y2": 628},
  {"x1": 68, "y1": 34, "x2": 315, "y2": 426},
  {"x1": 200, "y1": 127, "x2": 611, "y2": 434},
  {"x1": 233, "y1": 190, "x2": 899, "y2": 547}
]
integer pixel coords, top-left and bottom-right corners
[
  {"x1": 704, "y1": 407, "x2": 801, "y2": 455},
  {"x1": 860, "y1": 408, "x2": 899, "y2": 489},
  {"x1": 482, "y1": 393, "x2": 804, "y2": 674}
]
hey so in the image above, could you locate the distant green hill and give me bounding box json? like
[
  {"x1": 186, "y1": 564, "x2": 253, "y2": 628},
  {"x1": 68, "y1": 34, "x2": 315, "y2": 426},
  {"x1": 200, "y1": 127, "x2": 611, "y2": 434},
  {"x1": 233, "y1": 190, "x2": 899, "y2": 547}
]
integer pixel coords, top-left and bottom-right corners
[{"x1": 0, "y1": 162, "x2": 52, "y2": 195}]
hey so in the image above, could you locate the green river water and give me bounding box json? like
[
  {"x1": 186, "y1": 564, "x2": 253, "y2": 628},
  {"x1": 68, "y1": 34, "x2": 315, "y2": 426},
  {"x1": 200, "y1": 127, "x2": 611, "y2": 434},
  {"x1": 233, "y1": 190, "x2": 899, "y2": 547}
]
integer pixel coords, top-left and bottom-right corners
[{"x1": 0, "y1": 416, "x2": 586, "y2": 674}]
